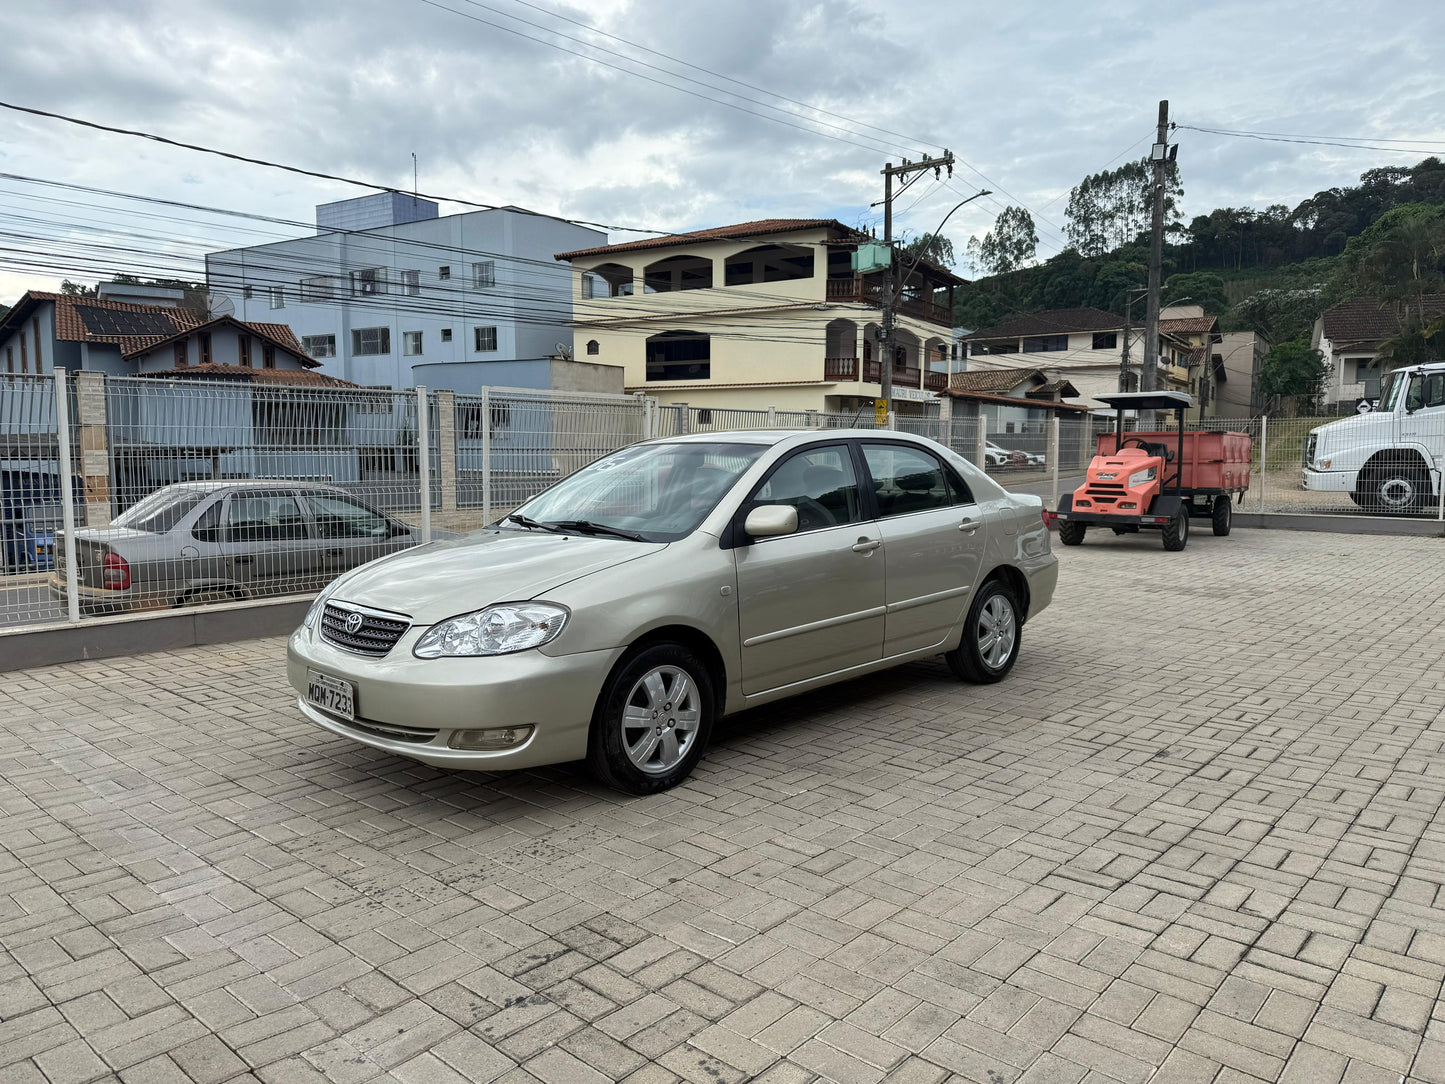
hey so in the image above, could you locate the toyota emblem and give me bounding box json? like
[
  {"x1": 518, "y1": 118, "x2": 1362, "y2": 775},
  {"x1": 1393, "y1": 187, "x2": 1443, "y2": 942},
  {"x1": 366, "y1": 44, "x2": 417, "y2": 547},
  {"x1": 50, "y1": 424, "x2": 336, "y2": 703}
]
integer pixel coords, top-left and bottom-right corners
[{"x1": 344, "y1": 611, "x2": 364, "y2": 635}]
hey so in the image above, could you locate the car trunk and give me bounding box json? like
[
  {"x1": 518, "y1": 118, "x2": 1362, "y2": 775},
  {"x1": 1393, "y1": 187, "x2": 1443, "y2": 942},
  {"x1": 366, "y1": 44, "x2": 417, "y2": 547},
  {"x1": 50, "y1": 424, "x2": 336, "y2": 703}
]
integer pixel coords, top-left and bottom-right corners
[{"x1": 58, "y1": 529, "x2": 148, "y2": 591}]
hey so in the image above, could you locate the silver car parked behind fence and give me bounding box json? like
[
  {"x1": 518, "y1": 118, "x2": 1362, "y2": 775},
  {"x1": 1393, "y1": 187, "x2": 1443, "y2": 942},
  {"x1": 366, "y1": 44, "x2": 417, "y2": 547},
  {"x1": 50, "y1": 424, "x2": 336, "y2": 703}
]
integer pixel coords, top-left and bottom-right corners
[
  {"x1": 288, "y1": 429, "x2": 1059, "y2": 794},
  {"x1": 51, "y1": 480, "x2": 420, "y2": 613}
]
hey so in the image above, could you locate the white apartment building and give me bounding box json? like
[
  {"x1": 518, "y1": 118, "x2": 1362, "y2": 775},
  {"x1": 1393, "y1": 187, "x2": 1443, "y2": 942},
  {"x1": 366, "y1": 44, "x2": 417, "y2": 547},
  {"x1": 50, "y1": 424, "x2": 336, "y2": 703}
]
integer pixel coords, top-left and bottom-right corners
[{"x1": 205, "y1": 193, "x2": 619, "y2": 394}]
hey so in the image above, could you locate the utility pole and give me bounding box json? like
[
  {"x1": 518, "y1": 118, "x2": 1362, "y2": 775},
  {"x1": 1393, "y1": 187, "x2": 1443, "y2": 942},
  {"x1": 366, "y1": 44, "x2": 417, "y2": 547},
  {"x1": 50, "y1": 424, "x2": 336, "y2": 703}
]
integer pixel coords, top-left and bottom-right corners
[
  {"x1": 879, "y1": 152, "x2": 954, "y2": 419},
  {"x1": 1142, "y1": 99, "x2": 1173, "y2": 425},
  {"x1": 1118, "y1": 286, "x2": 1147, "y2": 391}
]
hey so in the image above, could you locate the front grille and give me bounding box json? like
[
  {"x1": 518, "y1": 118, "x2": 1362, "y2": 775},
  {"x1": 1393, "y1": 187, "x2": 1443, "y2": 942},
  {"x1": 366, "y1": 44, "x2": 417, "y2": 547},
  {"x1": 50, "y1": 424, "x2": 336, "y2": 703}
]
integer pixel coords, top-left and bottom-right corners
[{"x1": 320, "y1": 602, "x2": 411, "y2": 657}]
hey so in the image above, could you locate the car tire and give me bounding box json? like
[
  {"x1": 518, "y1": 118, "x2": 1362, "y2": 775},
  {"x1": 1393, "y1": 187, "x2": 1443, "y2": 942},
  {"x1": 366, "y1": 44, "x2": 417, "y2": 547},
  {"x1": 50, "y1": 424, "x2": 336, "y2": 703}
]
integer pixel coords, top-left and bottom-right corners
[
  {"x1": 1058, "y1": 520, "x2": 1086, "y2": 546},
  {"x1": 587, "y1": 643, "x2": 715, "y2": 795},
  {"x1": 1365, "y1": 467, "x2": 1426, "y2": 514},
  {"x1": 1212, "y1": 495, "x2": 1232, "y2": 536},
  {"x1": 946, "y1": 579, "x2": 1022, "y2": 684},
  {"x1": 1162, "y1": 507, "x2": 1189, "y2": 551}
]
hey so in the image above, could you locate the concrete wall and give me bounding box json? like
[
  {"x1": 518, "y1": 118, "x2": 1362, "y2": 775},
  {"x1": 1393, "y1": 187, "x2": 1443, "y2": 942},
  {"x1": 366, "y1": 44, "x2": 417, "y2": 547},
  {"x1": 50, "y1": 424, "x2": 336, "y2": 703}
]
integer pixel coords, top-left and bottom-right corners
[
  {"x1": 206, "y1": 209, "x2": 604, "y2": 390},
  {"x1": 549, "y1": 359, "x2": 625, "y2": 395},
  {"x1": 1213, "y1": 331, "x2": 1267, "y2": 418}
]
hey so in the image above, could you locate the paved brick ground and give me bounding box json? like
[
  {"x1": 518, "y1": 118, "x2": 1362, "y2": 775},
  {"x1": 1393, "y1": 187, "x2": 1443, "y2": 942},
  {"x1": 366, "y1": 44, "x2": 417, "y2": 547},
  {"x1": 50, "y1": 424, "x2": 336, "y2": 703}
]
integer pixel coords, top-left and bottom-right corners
[{"x1": 3, "y1": 529, "x2": 1445, "y2": 1083}]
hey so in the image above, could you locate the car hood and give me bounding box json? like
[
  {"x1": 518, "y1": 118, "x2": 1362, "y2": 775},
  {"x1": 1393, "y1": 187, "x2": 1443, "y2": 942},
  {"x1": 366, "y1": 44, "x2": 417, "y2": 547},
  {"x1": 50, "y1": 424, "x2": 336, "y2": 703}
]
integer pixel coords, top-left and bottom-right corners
[{"x1": 328, "y1": 529, "x2": 660, "y2": 625}]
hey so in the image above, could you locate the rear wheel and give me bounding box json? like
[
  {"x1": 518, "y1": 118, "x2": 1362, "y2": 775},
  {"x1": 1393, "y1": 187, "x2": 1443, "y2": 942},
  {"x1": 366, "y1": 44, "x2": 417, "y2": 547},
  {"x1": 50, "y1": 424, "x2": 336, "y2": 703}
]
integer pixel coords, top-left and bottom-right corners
[
  {"x1": 1212, "y1": 495, "x2": 1232, "y2": 536},
  {"x1": 946, "y1": 579, "x2": 1021, "y2": 684},
  {"x1": 1058, "y1": 520, "x2": 1086, "y2": 546},
  {"x1": 1162, "y1": 507, "x2": 1189, "y2": 551},
  {"x1": 587, "y1": 644, "x2": 715, "y2": 795}
]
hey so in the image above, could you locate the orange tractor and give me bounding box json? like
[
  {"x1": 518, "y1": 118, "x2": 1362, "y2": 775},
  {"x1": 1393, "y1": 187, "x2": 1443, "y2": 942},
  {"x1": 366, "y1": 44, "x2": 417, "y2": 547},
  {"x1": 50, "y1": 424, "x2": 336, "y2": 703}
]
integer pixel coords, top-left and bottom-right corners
[{"x1": 1054, "y1": 392, "x2": 1251, "y2": 552}]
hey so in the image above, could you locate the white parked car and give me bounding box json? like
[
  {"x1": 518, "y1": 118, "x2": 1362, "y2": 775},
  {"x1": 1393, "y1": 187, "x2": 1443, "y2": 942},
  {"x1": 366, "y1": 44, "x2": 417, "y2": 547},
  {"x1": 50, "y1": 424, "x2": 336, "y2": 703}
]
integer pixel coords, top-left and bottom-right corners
[
  {"x1": 288, "y1": 429, "x2": 1058, "y2": 793},
  {"x1": 985, "y1": 441, "x2": 1045, "y2": 469},
  {"x1": 1304, "y1": 364, "x2": 1445, "y2": 512}
]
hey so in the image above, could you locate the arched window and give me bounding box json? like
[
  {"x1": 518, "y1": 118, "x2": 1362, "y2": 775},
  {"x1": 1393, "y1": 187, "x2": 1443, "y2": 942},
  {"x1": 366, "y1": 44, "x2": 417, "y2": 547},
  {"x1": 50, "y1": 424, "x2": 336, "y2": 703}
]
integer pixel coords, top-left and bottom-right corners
[
  {"x1": 724, "y1": 244, "x2": 814, "y2": 286},
  {"x1": 642, "y1": 254, "x2": 713, "y2": 293},
  {"x1": 592, "y1": 263, "x2": 635, "y2": 297},
  {"x1": 586, "y1": 340, "x2": 599, "y2": 356}
]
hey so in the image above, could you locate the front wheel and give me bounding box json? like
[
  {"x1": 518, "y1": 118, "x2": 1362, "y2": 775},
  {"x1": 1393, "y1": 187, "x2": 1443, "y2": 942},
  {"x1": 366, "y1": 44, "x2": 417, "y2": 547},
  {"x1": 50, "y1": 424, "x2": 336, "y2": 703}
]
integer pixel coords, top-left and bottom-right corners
[
  {"x1": 587, "y1": 644, "x2": 715, "y2": 795},
  {"x1": 1212, "y1": 495, "x2": 1232, "y2": 536},
  {"x1": 1365, "y1": 468, "x2": 1427, "y2": 514},
  {"x1": 1162, "y1": 507, "x2": 1189, "y2": 551},
  {"x1": 946, "y1": 580, "x2": 1021, "y2": 684},
  {"x1": 1058, "y1": 520, "x2": 1086, "y2": 546}
]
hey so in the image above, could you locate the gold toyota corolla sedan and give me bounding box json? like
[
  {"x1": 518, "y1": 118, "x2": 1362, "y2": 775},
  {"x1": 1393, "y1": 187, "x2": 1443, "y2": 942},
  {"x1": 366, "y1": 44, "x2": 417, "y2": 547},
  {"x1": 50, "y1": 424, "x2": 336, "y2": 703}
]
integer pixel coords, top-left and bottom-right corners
[{"x1": 288, "y1": 429, "x2": 1058, "y2": 793}]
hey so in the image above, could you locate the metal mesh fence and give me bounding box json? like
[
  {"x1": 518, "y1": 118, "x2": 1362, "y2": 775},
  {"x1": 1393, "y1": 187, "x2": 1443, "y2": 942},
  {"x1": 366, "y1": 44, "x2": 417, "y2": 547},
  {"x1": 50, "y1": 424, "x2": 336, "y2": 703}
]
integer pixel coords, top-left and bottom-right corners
[{"x1": 6, "y1": 366, "x2": 1444, "y2": 635}]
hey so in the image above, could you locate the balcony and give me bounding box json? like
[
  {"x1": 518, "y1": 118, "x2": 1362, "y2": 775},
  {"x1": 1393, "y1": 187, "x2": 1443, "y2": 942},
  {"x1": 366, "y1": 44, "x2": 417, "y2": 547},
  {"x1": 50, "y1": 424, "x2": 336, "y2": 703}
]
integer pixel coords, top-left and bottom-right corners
[
  {"x1": 825, "y1": 278, "x2": 954, "y2": 327},
  {"x1": 823, "y1": 357, "x2": 948, "y2": 391}
]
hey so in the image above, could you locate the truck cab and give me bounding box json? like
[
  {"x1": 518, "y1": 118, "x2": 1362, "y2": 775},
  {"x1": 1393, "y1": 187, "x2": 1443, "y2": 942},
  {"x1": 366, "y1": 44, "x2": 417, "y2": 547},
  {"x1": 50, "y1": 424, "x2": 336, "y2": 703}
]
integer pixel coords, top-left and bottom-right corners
[{"x1": 1303, "y1": 364, "x2": 1445, "y2": 512}]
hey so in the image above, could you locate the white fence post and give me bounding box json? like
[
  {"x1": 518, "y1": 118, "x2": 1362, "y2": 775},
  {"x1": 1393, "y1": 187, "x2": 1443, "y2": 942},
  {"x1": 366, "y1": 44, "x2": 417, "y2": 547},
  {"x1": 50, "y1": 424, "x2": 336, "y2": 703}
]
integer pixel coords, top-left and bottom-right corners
[
  {"x1": 53, "y1": 368, "x2": 81, "y2": 624},
  {"x1": 1258, "y1": 415, "x2": 1268, "y2": 512},
  {"x1": 481, "y1": 387, "x2": 492, "y2": 527},
  {"x1": 977, "y1": 416, "x2": 988, "y2": 469},
  {"x1": 1050, "y1": 414, "x2": 1061, "y2": 506},
  {"x1": 416, "y1": 385, "x2": 432, "y2": 543},
  {"x1": 767, "y1": 405, "x2": 777, "y2": 428}
]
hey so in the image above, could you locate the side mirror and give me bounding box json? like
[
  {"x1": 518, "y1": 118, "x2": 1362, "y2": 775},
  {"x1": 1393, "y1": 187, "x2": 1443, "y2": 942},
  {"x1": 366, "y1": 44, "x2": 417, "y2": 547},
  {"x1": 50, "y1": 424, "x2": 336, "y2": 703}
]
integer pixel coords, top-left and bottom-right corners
[{"x1": 744, "y1": 504, "x2": 799, "y2": 539}]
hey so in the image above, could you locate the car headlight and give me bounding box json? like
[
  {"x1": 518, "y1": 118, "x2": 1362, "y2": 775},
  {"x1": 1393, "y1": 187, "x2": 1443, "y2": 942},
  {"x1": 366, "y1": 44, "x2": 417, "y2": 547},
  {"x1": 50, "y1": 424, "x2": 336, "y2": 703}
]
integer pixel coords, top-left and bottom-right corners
[
  {"x1": 413, "y1": 603, "x2": 569, "y2": 658},
  {"x1": 303, "y1": 583, "x2": 337, "y2": 629}
]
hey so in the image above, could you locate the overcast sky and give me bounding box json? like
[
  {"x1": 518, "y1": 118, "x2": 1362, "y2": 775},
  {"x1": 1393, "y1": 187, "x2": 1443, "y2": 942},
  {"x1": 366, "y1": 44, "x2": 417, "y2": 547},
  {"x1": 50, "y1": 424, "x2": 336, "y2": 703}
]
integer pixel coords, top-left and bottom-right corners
[{"x1": 2, "y1": 0, "x2": 1443, "y2": 302}]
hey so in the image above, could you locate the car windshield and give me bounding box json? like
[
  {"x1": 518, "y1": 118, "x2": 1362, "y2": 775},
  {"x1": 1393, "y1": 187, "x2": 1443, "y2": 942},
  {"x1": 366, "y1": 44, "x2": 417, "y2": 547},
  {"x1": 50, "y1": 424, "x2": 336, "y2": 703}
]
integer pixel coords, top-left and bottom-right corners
[
  {"x1": 113, "y1": 488, "x2": 208, "y2": 534},
  {"x1": 510, "y1": 441, "x2": 767, "y2": 541}
]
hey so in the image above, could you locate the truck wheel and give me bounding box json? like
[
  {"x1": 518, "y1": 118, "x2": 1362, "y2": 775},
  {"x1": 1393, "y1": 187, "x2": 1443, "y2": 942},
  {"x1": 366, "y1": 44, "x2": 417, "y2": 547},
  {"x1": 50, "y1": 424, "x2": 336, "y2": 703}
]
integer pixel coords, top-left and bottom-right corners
[
  {"x1": 1366, "y1": 468, "x2": 1426, "y2": 514},
  {"x1": 1162, "y1": 508, "x2": 1189, "y2": 551},
  {"x1": 1212, "y1": 496, "x2": 1232, "y2": 536},
  {"x1": 1058, "y1": 521, "x2": 1086, "y2": 546}
]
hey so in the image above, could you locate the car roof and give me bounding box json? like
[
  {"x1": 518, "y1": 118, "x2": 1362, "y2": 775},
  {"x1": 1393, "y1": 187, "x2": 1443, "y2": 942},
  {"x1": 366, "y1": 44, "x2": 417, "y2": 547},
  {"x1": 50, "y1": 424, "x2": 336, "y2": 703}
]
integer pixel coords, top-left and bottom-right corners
[
  {"x1": 164, "y1": 479, "x2": 340, "y2": 493},
  {"x1": 653, "y1": 428, "x2": 936, "y2": 447}
]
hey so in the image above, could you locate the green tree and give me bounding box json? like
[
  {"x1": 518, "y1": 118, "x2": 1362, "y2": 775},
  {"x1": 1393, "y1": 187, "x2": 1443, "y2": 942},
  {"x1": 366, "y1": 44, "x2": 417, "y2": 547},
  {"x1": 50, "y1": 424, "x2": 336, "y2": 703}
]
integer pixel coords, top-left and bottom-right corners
[
  {"x1": 59, "y1": 280, "x2": 96, "y2": 297},
  {"x1": 1065, "y1": 157, "x2": 1183, "y2": 256},
  {"x1": 1230, "y1": 287, "x2": 1324, "y2": 343},
  {"x1": 965, "y1": 206, "x2": 1038, "y2": 276},
  {"x1": 904, "y1": 232, "x2": 956, "y2": 270},
  {"x1": 1257, "y1": 338, "x2": 1327, "y2": 407},
  {"x1": 1163, "y1": 271, "x2": 1228, "y2": 314}
]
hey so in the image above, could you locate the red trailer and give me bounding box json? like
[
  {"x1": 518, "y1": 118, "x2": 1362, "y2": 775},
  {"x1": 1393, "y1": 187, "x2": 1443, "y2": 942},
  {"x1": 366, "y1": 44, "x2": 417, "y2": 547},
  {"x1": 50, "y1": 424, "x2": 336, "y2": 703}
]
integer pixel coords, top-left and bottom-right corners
[{"x1": 1054, "y1": 392, "x2": 1252, "y2": 551}]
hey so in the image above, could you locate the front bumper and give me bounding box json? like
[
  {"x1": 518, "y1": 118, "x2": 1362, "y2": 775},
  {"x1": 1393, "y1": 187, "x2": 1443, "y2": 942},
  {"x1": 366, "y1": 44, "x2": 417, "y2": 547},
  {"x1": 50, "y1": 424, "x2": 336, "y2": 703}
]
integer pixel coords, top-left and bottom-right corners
[
  {"x1": 286, "y1": 623, "x2": 622, "y2": 771},
  {"x1": 1302, "y1": 468, "x2": 1355, "y2": 493}
]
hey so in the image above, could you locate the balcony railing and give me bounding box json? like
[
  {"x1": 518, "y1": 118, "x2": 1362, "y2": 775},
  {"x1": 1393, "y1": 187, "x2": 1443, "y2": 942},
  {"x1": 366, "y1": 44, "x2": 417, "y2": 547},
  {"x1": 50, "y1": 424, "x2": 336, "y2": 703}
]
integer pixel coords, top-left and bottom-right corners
[
  {"x1": 825, "y1": 278, "x2": 954, "y2": 327},
  {"x1": 824, "y1": 357, "x2": 947, "y2": 392}
]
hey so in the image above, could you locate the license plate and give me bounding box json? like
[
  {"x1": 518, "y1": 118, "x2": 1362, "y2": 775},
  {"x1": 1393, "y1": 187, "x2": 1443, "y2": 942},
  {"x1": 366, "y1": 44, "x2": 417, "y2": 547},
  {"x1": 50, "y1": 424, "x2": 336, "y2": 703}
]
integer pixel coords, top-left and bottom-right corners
[{"x1": 307, "y1": 670, "x2": 354, "y2": 721}]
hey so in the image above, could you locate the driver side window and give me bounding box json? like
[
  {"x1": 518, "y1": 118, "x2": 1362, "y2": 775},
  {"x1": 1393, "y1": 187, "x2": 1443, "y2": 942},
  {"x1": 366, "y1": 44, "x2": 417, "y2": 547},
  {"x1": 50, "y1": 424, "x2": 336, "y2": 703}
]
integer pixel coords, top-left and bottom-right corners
[{"x1": 750, "y1": 446, "x2": 862, "y2": 533}]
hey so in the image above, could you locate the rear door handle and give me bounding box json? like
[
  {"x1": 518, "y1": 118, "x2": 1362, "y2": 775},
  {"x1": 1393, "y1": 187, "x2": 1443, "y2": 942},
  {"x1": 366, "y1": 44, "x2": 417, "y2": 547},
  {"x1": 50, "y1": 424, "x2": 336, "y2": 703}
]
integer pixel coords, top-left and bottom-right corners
[
  {"x1": 233, "y1": 555, "x2": 253, "y2": 565},
  {"x1": 958, "y1": 519, "x2": 981, "y2": 534},
  {"x1": 851, "y1": 538, "x2": 882, "y2": 553}
]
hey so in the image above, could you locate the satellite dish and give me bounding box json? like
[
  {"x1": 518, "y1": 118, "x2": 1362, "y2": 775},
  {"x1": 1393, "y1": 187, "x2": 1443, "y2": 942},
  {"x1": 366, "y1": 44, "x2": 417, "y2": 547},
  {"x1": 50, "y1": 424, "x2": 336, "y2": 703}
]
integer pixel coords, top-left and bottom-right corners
[
  {"x1": 207, "y1": 292, "x2": 235, "y2": 319},
  {"x1": 555, "y1": 341, "x2": 573, "y2": 360}
]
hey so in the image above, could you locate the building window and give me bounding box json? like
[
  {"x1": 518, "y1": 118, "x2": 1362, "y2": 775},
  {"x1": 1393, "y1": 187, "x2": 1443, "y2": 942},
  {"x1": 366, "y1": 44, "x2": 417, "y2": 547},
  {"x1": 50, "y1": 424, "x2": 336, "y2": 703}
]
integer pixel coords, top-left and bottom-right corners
[
  {"x1": 586, "y1": 339, "x2": 599, "y2": 356},
  {"x1": 350, "y1": 267, "x2": 388, "y2": 296},
  {"x1": 351, "y1": 327, "x2": 391, "y2": 356},
  {"x1": 199, "y1": 332, "x2": 211, "y2": 365},
  {"x1": 1092, "y1": 332, "x2": 1117, "y2": 350},
  {"x1": 303, "y1": 334, "x2": 336, "y2": 358},
  {"x1": 5, "y1": 347, "x2": 11, "y2": 372},
  {"x1": 724, "y1": 244, "x2": 813, "y2": 286},
  {"x1": 19, "y1": 332, "x2": 27, "y2": 373},
  {"x1": 31, "y1": 318, "x2": 41, "y2": 372},
  {"x1": 262, "y1": 342, "x2": 275, "y2": 369},
  {"x1": 301, "y1": 275, "x2": 337, "y2": 302},
  {"x1": 440, "y1": 328, "x2": 453, "y2": 343},
  {"x1": 268, "y1": 286, "x2": 284, "y2": 309},
  {"x1": 472, "y1": 261, "x2": 495, "y2": 289},
  {"x1": 645, "y1": 331, "x2": 710, "y2": 381},
  {"x1": 401, "y1": 270, "x2": 420, "y2": 296},
  {"x1": 474, "y1": 326, "x2": 498, "y2": 352},
  {"x1": 238, "y1": 334, "x2": 252, "y2": 367},
  {"x1": 1005, "y1": 422, "x2": 1016, "y2": 434},
  {"x1": 460, "y1": 401, "x2": 510, "y2": 438},
  {"x1": 243, "y1": 286, "x2": 254, "y2": 300},
  {"x1": 1023, "y1": 334, "x2": 1068, "y2": 353},
  {"x1": 403, "y1": 331, "x2": 423, "y2": 356},
  {"x1": 581, "y1": 274, "x2": 596, "y2": 299},
  {"x1": 1353, "y1": 359, "x2": 1373, "y2": 383},
  {"x1": 438, "y1": 265, "x2": 451, "y2": 281},
  {"x1": 174, "y1": 340, "x2": 188, "y2": 368}
]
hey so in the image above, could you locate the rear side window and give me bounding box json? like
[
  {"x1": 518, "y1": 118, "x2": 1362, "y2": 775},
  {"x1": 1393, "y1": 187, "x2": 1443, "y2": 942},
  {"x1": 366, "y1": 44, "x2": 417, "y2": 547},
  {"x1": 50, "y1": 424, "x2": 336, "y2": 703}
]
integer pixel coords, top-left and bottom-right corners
[
  {"x1": 863, "y1": 444, "x2": 973, "y2": 517},
  {"x1": 192, "y1": 501, "x2": 223, "y2": 542},
  {"x1": 113, "y1": 489, "x2": 207, "y2": 534}
]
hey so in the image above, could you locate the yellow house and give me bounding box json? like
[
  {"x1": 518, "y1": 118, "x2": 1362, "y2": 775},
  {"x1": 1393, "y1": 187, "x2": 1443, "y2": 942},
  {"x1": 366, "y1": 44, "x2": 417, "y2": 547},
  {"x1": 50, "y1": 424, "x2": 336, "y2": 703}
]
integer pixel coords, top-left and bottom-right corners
[{"x1": 555, "y1": 219, "x2": 966, "y2": 417}]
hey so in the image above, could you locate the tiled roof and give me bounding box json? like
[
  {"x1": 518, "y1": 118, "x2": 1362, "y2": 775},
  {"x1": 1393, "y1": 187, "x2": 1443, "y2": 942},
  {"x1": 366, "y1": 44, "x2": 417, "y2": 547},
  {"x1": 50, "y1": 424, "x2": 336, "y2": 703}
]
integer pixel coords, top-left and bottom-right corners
[
  {"x1": 1, "y1": 291, "x2": 207, "y2": 349},
  {"x1": 947, "y1": 368, "x2": 1048, "y2": 393},
  {"x1": 964, "y1": 308, "x2": 1123, "y2": 340},
  {"x1": 1160, "y1": 315, "x2": 1217, "y2": 335},
  {"x1": 557, "y1": 219, "x2": 860, "y2": 260},
  {"x1": 123, "y1": 316, "x2": 320, "y2": 367},
  {"x1": 941, "y1": 388, "x2": 1094, "y2": 412},
  {"x1": 1321, "y1": 294, "x2": 1445, "y2": 345},
  {"x1": 136, "y1": 364, "x2": 356, "y2": 387},
  {"x1": 1029, "y1": 379, "x2": 1081, "y2": 397}
]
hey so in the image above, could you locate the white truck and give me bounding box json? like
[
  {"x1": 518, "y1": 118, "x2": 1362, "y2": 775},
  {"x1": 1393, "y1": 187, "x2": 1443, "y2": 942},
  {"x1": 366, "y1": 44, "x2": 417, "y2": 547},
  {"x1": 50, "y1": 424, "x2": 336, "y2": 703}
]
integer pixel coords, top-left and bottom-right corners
[{"x1": 1303, "y1": 363, "x2": 1445, "y2": 512}]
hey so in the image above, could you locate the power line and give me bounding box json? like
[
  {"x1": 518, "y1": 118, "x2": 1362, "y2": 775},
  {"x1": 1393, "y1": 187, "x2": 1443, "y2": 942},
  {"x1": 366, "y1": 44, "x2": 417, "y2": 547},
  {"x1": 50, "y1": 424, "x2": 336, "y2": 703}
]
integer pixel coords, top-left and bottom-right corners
[{"x1": 1175, "y1": 123, "x2": 1445, "y2": 157}]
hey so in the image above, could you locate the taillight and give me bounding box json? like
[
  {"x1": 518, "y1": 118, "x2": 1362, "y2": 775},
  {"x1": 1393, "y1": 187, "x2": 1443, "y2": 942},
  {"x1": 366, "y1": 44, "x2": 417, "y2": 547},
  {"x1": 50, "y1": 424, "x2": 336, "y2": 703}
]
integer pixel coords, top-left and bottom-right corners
[
  {"x1": 1041, "y1": 510, "x2": 1057, "y2": 529},
  {"x1": 102, "y1": 551, "x2": 130, "y2": 590}
]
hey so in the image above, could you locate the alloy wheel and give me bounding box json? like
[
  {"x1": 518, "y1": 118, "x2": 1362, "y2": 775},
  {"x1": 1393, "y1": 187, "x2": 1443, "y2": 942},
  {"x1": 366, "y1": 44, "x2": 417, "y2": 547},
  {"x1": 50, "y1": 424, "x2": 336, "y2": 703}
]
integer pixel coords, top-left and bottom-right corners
[
  {"x1": 621, "y1": 665, "x2": 701, "y2": 774},
  {"x1": 977, "y1": 595, "x2": 1017, "y2": 670}
]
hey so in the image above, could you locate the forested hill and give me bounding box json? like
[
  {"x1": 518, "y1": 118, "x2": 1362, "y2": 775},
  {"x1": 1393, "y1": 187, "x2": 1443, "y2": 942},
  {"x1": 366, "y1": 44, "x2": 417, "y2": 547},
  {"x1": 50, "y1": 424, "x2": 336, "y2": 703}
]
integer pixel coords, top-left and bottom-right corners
[{"x1": 955, "y1": 157, "x2": 1445, "y2": 348}]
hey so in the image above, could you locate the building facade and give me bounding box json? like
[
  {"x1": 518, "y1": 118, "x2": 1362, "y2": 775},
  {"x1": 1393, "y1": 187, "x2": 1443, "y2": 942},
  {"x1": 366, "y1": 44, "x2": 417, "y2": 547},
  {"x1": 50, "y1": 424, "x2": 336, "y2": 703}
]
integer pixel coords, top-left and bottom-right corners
[
  {"x1": 556, "y1": 218, "x2": 966, "y2": 418},
  {"x1": 1312, "y1": 294, "x2": 1445, "y2": 409},
  {"x1": 205, "y1": 194, "x2": 618, "y2": 394}
]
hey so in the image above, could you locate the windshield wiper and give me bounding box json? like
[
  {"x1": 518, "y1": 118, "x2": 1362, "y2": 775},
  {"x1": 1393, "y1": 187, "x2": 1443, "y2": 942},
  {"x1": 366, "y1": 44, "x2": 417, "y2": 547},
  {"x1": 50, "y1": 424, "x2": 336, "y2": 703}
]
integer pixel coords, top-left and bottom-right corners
[
  {"x1": 550, "y1": 520, "x2": 649, "y2": 542},
  {"x1": 503, "y1": 513, "x2": 568, "y2": 534}
]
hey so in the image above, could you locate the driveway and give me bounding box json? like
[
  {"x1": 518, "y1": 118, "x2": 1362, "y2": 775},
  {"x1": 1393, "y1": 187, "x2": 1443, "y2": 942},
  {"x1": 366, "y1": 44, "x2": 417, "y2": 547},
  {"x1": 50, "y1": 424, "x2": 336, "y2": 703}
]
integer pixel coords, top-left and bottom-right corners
[{"x1": 2, "y1": 530, "x2": 1443, "y2": 1083}]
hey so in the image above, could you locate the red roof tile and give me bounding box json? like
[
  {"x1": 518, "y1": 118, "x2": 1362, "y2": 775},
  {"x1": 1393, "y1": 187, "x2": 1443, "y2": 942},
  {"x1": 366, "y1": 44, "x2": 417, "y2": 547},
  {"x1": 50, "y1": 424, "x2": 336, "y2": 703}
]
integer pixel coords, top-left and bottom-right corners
[
  {"x1": 137, "y1": 364, "x2": 356, "y2": 387},
  {"x1": 1321, "y1": 294, "x2": 1445, "y2": 345},
  {"x1": 1159, "y1": 315, "x2": 1218, "y2": 335},
  {"x1": 947, "y1": 368, "x2": 1049, "y2": 393}
]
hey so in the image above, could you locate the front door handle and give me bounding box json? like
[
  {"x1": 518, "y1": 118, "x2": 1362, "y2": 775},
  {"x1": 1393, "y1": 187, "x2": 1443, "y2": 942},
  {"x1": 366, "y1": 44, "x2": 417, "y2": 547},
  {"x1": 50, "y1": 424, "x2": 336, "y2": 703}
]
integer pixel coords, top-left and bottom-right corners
[
  {"x1": 958, "y1": 518, "x2": 981, "y2": 534},
  {"x1": 851, "y1": 538, "x2": 881, "y2": 554}
]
